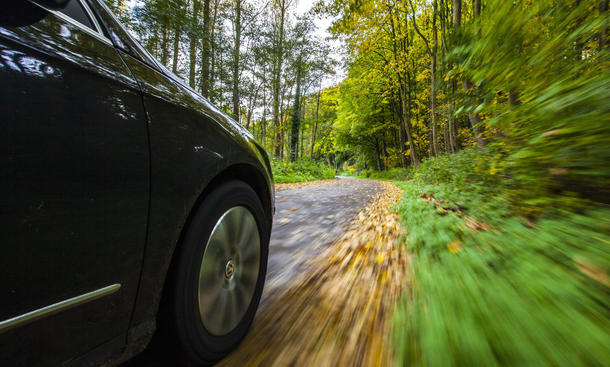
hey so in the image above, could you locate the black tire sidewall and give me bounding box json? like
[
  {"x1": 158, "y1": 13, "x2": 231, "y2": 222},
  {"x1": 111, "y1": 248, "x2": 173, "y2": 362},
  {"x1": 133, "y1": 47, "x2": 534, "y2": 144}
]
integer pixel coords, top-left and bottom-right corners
[{"x1": 163, "y1": 180, "x2": 269, "y2": 366}]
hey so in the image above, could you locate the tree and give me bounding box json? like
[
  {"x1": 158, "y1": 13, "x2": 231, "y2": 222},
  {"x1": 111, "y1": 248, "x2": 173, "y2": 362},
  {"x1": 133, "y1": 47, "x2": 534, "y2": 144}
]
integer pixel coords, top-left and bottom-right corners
[
  {"x1": 231, "y1": 0, "x2": 243, "y2": 122},
  {"x1": 271, "y1": 0, "x2": 290, "y2": 157}
]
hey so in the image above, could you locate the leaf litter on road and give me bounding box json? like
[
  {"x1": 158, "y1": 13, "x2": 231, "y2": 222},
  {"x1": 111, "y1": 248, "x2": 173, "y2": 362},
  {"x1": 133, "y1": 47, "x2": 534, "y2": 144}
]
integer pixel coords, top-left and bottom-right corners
[
  {"x1": 218, "y1": 181, "x2": 407, "y2": 367},
  {"x1": 274, "y1": 178, "x2": 340, "y2": 191}
]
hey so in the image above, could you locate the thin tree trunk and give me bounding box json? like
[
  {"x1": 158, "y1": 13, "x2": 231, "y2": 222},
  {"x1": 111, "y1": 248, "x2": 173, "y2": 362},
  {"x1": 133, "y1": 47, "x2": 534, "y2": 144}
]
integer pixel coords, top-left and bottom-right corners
[
  {"x1": 397, "y1": 104, "x2": 407, "y2": 168},
  {"x1": 409, "y1": 0, "x2": 439, "y2": 155},
  {"x1": 300, "y1": 103, "x2": 305, "y2": 159},
  {"x1": 208, "y1": 0, "x2": 219, "y2": 101},
  {"x1": 189, "y1": 0, "x2": 202, "y2": 88},
  {"x1": 246, "y1": 82, "x2": 261, "y2": 131},
  {"x1": 290, "y1": 63, "x2": 302, "y2": 161},
  {"x1": 389, "y1": 1, "x2": 419, "y2": 165},
  {"x1": 160, "y1": 20, "x2": 170, "y2": 65},
  {"x1": 402, "y1": 81, "x2": 419, "y2": 165},
  {"x1": 430, "y1": 0, "x2": 439, "y2": 155},
  {"x1": 310, "y1": 89, "x2": 320, "y2": 160},
  {"x1": 200, "y1": 0, "x2": 211, "y2": 97},
  {"x1": 374, "y1": 138, "x2": 382, "y2": 171},
  {"x1": 448, "y1": 81, "x2": 457, "y2": 152},
  {"x1": 172, "y1": 8, "x2": 181, "y2": 74},
  {"x1": 261, "y1": 86, "x2": 267, "y2": 147},
  {"x1": 272, "y1": 0, "x2": 287, "y2": 158},
  {"x1": 454, "y1": 0, "x2": 461, "y2": 27},
  {"x1": 232, "y1": 0, "x2": 242, "y2": 122}
]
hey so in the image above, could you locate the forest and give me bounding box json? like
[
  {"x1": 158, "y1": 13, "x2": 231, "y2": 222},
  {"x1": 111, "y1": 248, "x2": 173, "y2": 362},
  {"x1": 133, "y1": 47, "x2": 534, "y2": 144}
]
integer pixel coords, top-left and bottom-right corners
[
  {"x1": 104, "y1": 0, "x2": 609, "y2": 204},
  {"x1": 104, "y1": 0, "x2": 609, "y2": 365}
]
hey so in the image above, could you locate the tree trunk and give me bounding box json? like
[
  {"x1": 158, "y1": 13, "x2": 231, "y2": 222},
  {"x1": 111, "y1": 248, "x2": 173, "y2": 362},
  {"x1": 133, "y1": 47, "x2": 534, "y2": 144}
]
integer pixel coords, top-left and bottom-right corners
[
  {"x1": 454, "y1": 0, "x2": 461, "y2": 27},
  {"x1": 261, "y1": 86, "x2": 267, "y2": 146},
  {"x1": 160, "y1": 20, "x2": 170, "y2": 66},
  {"x1": 448, "y1": 81, "x2": 457, "y2": 152},
  {"x1": 272, "y1": 0, "x2": 287, "y2": 158},
  {"x1": 290, "y1": 64, "x2": 302, "y2": 161},
  {"x1": 395, "y1": 100, "x2": 407, "y2": 168},
  {"x1": 200, "y1": 0, "x2": 211, "y2": 97},
  {"x1": 409, "y1": 0, "x2": 439, "y2": 155},
  {"x1": 172, "y1": 9, "x2": 181, "y2": 74},
  {"x1": 430, "y1": 0, "x2": 439, "y2": 155},
  {"x1": 246, "y1": 82, "x2": 261, "y2": 131},
  {"x1": 374, "y1": 138, "x2": 382, "y2": 171},
  {"x1": 389, "y1": 2, "x2": 419, "y2": 165},
  {"x1": 300, "y1": 103, "x2": 305, "y2": 159},
  {"x1": 310, "y1": 89, "x2": 320, "y2": 160},
  {"x1": 189, "y1": 0, "x2": 202, "y2": 88},
  {"x1": 401, "y1": 81, "x2": 419, "y2": 165},
  {"x1": 232, "y1": 0, "x2": 242, "y2": 123},
  {"x1": 208, "y1": 0, "x2": 219, "y2": 101}
]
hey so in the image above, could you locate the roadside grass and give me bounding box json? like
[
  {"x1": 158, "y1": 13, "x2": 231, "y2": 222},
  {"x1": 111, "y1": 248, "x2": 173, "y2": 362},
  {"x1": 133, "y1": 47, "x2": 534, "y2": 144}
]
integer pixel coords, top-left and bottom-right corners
[
  {"x1": 271, "y1": 158, "x2": 335, "y2": 183},
  {"x1": 392, "y1": 149, "x2": 610, "y2": 366}
]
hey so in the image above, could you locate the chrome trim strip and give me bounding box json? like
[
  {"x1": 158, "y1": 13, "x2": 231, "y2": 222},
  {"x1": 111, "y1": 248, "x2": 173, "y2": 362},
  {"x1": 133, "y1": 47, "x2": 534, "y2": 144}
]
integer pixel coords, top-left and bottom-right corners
[
  {"x1": 0, "y1": 284, "x2": 121, "y2": 334},
  {"x1": 50, "y1": 8, "x2": 113, "y2": 46},
  {"x1": 29, "y1": 0, "x2": 113, "y2": 46},
  {"x1": 79, "y1": 0, "x2": 103, "y2": 35}
]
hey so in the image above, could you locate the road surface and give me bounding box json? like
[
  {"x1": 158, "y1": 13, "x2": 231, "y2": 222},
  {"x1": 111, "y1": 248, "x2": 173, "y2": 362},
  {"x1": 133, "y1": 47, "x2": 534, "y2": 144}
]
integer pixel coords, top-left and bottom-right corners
[{"x1": 265, "y1": 178, "x2": 384, "y2": 291}]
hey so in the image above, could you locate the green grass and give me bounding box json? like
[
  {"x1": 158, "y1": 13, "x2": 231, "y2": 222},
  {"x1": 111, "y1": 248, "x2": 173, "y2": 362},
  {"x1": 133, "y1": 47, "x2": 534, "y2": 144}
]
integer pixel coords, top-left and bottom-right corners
[
  {"x1": 271, "y1": 158, "x2": 335, "y2": 183},
  {"x1": 393, "y1": 149, "x2": 610, "y2": 366}
]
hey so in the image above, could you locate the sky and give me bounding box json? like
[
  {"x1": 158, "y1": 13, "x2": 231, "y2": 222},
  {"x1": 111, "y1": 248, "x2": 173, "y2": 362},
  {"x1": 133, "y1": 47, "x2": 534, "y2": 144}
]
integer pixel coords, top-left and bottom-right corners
[
  {"x1": 126, "y1": 0, "x2": 346, "y2": 90},
  {"x1": 294, "y1": 0, "x2": 346, "y2": 89}
]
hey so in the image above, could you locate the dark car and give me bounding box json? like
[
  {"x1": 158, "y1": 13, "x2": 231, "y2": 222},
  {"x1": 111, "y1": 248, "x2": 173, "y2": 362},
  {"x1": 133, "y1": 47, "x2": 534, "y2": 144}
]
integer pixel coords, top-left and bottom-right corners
[{"x1": 0, "y1": 0, "x2": 274, "y2": 365}]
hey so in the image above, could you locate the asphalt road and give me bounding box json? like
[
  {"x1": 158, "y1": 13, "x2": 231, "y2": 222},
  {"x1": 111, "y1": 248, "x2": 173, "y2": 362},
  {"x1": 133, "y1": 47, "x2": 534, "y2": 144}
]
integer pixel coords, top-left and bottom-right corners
[
  {"x1": 264, "y1": 177, "x2": 384, "y2": 291},
  {"x1": 122, "y1": 177, "x2": 384, "y2": 366}
]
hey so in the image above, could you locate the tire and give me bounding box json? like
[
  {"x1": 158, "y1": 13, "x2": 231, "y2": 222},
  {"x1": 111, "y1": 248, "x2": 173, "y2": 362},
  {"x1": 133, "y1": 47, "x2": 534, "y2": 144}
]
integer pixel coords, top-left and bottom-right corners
[{"x1": 158, "y1": 180, "x2": 269, "y2": 366}]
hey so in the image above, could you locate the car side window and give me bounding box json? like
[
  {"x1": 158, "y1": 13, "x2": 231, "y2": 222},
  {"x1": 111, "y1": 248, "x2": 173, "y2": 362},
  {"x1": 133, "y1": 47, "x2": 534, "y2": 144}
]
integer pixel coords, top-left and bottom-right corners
[{"x1": 57, "y1": 0, "x2": 96, "y2": 30}]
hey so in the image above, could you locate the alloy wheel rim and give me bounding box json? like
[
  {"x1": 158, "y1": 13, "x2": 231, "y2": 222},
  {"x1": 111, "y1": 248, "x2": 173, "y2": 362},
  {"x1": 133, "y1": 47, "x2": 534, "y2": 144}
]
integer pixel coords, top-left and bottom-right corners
[{"x1": 197, "y1": 206, "x2": 261, "y2": 336}]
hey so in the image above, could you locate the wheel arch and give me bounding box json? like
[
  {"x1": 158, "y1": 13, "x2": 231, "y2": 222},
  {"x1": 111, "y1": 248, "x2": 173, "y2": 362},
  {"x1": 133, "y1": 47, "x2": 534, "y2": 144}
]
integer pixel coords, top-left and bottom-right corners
[
  {"x1": 123, "y1": 162, "x2": 273, "y2": 361},
  {"x1": 163, "y1": 162, "x2": 273, "y2": 299}
]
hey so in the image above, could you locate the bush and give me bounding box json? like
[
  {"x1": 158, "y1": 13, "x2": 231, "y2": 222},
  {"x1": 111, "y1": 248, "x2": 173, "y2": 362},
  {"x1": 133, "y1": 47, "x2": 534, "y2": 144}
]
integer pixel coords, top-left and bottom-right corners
[{"x1": 271, "y1": 158, "x2": 335, "y2": 183}]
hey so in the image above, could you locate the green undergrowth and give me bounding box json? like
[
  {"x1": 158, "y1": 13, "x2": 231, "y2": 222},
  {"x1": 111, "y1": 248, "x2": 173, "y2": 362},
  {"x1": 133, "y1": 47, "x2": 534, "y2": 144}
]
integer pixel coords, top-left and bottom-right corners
[
  {"x1": 271, "y1": 158, "x2": 335, "y2": 183},
  {"x1": 360, "y1": 168, "x2": 410, "y2": 180},
  {"x1": 393, "y1": 149, "x2": 610, "y2": 366}
]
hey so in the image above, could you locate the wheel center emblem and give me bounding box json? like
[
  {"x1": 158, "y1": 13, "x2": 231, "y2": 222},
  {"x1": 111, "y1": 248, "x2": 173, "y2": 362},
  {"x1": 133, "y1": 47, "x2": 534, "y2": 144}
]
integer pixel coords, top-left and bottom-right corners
[{"x1": 225, "y1": 260, "x2": 235, "y2": 279}]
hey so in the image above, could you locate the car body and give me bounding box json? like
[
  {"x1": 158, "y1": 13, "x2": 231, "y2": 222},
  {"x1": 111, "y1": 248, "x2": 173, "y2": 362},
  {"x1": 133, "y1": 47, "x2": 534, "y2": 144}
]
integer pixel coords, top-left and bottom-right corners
[{"x1": 0, "y1": 0, "x2": 273, "y2": 365}]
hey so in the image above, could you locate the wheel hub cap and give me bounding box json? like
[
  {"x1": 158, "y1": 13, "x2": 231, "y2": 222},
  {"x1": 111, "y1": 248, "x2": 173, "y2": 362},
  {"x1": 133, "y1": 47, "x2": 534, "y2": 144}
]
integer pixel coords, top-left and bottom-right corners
[
  {"x1": 197, "y1": 206, "x2": 261, "y2": 336},
  {"x1": 225, "y1": 260, "x2": 235, "y2": 279}
]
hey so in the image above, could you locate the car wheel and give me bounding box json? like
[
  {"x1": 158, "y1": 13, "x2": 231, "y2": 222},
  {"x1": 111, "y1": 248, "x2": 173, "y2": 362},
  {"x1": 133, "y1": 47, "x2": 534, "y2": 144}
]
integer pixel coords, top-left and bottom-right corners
[{"x1": 159, "y1": 180, "x2": 269, "y2": 366}]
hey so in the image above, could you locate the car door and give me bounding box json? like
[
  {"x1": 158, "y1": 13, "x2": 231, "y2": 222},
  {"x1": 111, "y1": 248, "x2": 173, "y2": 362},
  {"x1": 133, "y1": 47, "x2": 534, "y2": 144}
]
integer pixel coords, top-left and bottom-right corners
[{"x1": 0, "y1": 1, "x2": 149, "y2": 365}]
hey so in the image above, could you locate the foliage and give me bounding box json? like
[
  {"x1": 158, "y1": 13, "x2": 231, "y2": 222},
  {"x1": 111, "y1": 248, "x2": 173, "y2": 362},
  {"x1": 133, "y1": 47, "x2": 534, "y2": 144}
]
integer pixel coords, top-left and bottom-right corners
[
  {"x1": 271, "y1": 158, "x2": 335, "y2": 183},
  {"x1": 360, "y1": 168, "x2": 410, "y2": 180},
  {"x1": 455, "y1": 0, "x2": 610, "y2": 215},
  {"x1": 328, "y1": 0, "x2": 609, "y2": 216},
  {"x1": 393, "y1": 150, "x2": 610, "y2": 366}
]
